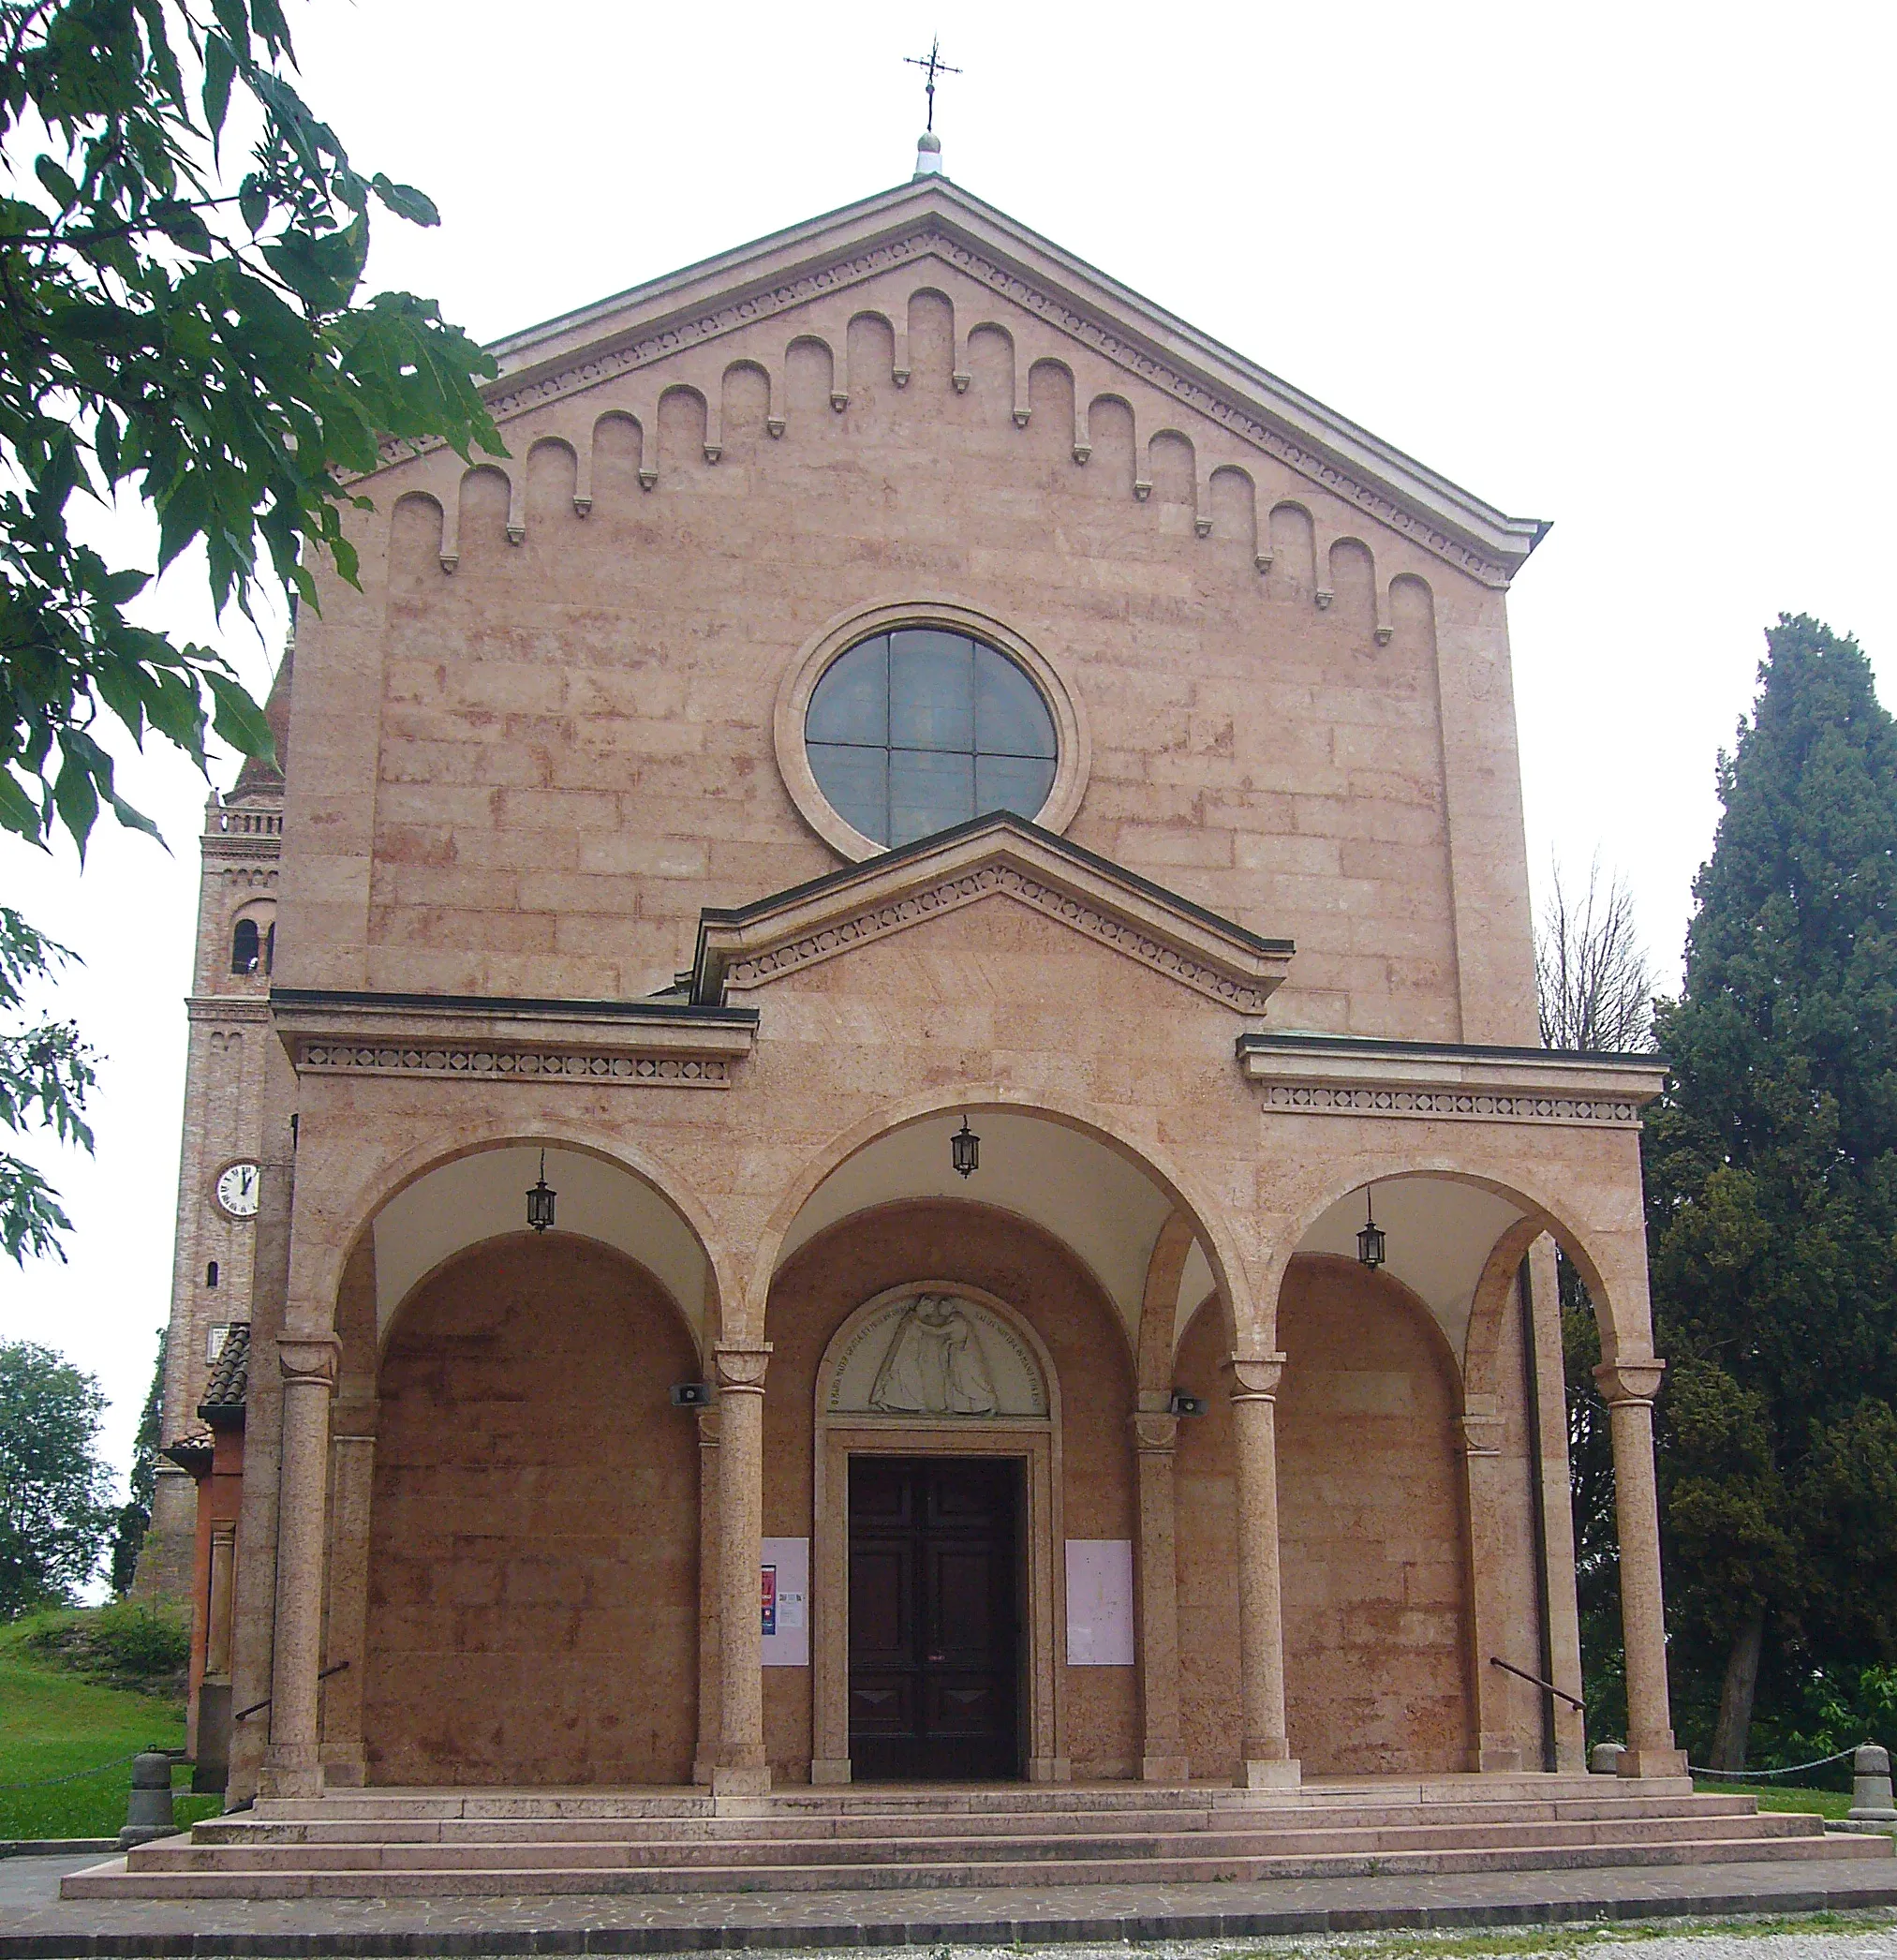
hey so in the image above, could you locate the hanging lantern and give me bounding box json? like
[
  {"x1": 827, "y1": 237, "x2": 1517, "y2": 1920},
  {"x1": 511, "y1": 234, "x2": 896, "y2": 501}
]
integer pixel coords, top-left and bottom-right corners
[
  {"x1": 951, "y1": 1115, "x2": 980, "y2": 1179},
  {"x1": 526, "y1": 1150, "x2": 557, "y2": 1234},
  {"x1": 1356, "y1": 1184, "x2": 1386, "y2": 1270}
]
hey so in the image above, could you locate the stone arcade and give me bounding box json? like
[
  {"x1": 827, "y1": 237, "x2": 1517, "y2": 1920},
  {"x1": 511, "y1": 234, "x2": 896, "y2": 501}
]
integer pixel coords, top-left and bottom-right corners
[{"x1": 134, "y1": 151, "x2": 1714, "y2": 1858}]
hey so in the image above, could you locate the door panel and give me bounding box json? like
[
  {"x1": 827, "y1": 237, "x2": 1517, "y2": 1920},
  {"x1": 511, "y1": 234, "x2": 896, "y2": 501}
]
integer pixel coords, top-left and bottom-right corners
[{"x1": 848, "y1": 1455, "x2": 1020, "y2": 1780}]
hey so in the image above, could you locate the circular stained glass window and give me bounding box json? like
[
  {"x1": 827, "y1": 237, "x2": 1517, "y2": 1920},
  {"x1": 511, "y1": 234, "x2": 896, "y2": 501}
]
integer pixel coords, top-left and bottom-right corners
[{"x1": 805, "y1": 629, "x2": 1059, "y2": 848}]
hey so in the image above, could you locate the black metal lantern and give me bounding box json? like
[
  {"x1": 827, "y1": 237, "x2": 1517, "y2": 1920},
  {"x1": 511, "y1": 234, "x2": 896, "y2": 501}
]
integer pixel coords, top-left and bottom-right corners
[
  {"x1": 526, "y1": 1150, "x2": 557, "y2": 1234},
  {"x1": 1356, "y1": 1184, "x2": 1386, "y2": 1270},
  {"x1": 951, "y1": 1115, "x2": 980, "y2": 1180}
]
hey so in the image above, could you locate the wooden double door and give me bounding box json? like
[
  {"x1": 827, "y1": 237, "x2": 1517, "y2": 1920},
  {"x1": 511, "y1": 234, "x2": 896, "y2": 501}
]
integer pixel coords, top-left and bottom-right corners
[{"x1": 847, "y1": 1455, "x2": 1022, "y2": 1780}]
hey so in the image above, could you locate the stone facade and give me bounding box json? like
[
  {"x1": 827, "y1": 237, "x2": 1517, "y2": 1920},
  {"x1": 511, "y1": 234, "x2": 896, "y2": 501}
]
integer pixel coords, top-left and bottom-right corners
[{"x1": 152, "y1": 166, "x2": 1689, "y2": 1805}]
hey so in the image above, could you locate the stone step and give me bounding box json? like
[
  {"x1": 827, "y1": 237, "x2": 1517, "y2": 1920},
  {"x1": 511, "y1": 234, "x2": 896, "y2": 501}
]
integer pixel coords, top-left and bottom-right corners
[
  {"x1": 191, "y1": 1791, "x2": 1769, "y2": 1847},
  {"x1": 62, "y1": 1828, "x2": 1895, "y2": 1902},
  {"x1": 131, "y1": 1811, "x2": 1830, "y2": 1874},
  {"x1": 245, "y1": 1774, "x2": 1679, "y2": 1823}
]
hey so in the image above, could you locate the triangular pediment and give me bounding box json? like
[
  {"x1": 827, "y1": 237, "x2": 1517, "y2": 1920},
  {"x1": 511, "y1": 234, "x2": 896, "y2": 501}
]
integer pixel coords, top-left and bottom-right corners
[
  {"x1": 381, "y1": 176, "x2": 1544, "y2": 589},
  {"x1": 689, "y1": 813, "x2": 1293, "y2": 1016}
]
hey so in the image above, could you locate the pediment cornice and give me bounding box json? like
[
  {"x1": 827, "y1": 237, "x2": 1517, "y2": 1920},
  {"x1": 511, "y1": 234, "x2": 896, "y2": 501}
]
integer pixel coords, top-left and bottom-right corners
[
  {"x1": 382, "y1": 180, "x2": 1545, "y2": 588},
  {"x1": 689, "y1": 814, "x2": 1294, "y2": 1016}
]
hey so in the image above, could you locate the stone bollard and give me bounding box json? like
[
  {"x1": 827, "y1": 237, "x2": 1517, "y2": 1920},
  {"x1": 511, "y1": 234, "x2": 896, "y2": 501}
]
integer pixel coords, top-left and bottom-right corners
[
  {"x1": 118, "y1": 1751, "x2": 177, "y2": 1849},
  {"x1": 1850, "y1": 1744, "x2": 1897, "y2": 1821},
  {"x1": 1590, "y1": 1743, "x2": 1625, "y2": 1775}
]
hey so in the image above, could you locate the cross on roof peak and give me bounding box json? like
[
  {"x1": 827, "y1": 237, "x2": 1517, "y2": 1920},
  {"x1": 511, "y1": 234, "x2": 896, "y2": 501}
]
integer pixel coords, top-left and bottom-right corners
[{"x1": 904, "y1": 37, "x2": 960, "y2": 134}]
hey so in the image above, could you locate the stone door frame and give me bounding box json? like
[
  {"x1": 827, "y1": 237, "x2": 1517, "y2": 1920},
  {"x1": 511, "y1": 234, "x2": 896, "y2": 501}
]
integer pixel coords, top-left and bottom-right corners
[{"x1": 808, "y1": 1281, "x2": 1067, "y2": 1784}]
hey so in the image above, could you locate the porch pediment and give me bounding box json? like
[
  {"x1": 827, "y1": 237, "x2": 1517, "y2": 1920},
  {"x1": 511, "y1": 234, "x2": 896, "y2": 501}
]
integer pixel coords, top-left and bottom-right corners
[{"x1": 689, "y1": 813, "x2": 1293, "y2": 1016}]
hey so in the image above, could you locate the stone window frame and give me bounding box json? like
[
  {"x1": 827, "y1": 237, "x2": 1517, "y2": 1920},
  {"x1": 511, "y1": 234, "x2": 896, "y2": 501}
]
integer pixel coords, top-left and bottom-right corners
[{"x1": 775, "y1": 599, "x2": 1091, "y2": 863}]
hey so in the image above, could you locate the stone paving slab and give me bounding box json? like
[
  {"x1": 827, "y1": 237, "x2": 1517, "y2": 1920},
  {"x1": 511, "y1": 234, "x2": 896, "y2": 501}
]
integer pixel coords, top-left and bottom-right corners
[{"x1": 0, "y1": 1854, "x2": 1894, "y2": 1956}]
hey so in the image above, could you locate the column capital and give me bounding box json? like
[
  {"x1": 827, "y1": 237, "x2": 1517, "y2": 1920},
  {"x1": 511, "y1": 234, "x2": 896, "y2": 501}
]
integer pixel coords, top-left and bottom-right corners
[
  {"x1": 714, "y1": 1341, "x2": 772, "y2": 1392},
  {"x1": 1459, "y1": 1411, "x2": 1504, "y2": 1458},
  {"x1": 1131, "y1": 1410, "x2": 1179, "y2": 1453},
  {"x1": 1593, "y1": 1357, "x2": 1667, "y2": 1406},
  {"x1": 277, "y1": 1335, "x2": 341, "y2": 1390},
  {"x1": 1223, "y1": 1350, "x2": 1287, "y2": 1402}
]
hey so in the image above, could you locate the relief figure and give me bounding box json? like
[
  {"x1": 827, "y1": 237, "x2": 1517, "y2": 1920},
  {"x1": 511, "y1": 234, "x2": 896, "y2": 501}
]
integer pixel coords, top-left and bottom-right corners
[{"x1": 868, "y1": 1295, "x2": 1000, "y2": 1415}]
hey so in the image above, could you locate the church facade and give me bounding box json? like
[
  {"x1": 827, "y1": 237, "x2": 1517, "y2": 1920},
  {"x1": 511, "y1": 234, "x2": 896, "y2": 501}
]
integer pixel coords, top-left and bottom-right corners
[{"x1": 152, "y1": 162, "x2": 1686, "y2": 1804}]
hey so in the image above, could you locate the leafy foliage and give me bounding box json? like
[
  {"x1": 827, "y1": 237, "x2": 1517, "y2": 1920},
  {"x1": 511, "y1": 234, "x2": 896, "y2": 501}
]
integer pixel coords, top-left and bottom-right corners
[
  {"x1": 23, "y1": 1596, "x2": 187, "y2": 1690},
  {"x1": 0, "y1": 906, "x2": 96, "y2": 1263},
  {"x1": 0, "y1": 1340, "x2": 115, "y2": 1614},
  {"x1": 108, "y1": 1328, "x2": 164, "y2": 1594},
  {"x1": 1644, "y1": 615, "x2": 1897, "y2": 1765},
  {"x1": 0, "y1": 0, "x2": 501, "y2": 856}
]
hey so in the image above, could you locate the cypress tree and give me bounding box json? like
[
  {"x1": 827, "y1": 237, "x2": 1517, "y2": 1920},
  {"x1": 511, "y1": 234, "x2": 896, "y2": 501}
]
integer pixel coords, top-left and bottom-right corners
[{"x1": 1645, "y1": 615, "x2": 1897, "y2": 1766}]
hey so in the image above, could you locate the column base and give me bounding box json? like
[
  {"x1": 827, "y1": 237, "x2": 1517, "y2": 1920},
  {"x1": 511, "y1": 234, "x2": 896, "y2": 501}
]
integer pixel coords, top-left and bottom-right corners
[
  {"x1": 1617, "y1": 1745, "x2": 1689, "y2": 1778},
  {"x1": 1478, "y1": 1738, "x2": 1525, "y2": 1772},
  {"x1": 1237, "y1": 1757, "x2": 1301, "y2": 1789},
  {"x1": 319, "y1": 1744, "x2": 366, "y2": 1788},
  {"x1": 1141, "y1": 1754, "x2": 1191, "y2": 1784},
  {"x1": 258, "y1": 1752, "x2": 326, "y2": 1800},
  {"x1": 712, "y1": 1763, "x2": 772, "y2": 1798},
  {"x1": 690, "y1": 1757, "x2": 716, "y2": 1787},
  {"x1": 1026, "y1": 1755, "x2": 1072, "y2": 1783},
  {"x1": 809, "y1": 1758, "x2": 852, "y2": 1786}
]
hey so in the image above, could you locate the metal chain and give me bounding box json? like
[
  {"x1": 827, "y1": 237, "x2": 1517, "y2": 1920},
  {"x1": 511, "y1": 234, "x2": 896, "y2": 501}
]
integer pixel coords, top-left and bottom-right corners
[
  {"x1": 0, "y1": 1748, "x2": 148, "y2": 1792},
  {"x1": 1689, "y1": 1746, "x2": 1860, "y2": 1780}
]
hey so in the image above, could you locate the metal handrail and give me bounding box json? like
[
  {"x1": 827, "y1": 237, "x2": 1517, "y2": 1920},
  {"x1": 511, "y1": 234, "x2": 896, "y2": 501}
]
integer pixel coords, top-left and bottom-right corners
[
  {"x1": 234, "y1": 1659, "x2": 349, "y2": 1723},
  {"x1": 1489, "y1": 1654, "x2": 1585, "y2": 1711}
]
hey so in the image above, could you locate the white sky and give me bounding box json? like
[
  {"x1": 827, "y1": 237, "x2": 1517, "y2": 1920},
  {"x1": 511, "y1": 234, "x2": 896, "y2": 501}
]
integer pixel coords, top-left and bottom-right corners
[{"x1": 5, "y1": 0, "x2": 1893, "y2": 1492}]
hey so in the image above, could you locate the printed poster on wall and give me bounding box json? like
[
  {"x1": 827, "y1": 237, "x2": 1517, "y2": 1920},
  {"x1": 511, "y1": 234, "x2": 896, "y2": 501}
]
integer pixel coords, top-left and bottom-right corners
[
  {"x1": 761, "y1": 1537, "x2": 809, "y2": 1667},
  {"x1": 1064, "y1": 1538, "x2": 1134, "y2": 1665}
]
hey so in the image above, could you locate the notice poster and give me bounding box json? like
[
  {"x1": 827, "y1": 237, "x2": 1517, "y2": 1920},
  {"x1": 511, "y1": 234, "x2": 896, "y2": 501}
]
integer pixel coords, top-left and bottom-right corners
[
  {"x1": 761, "y1": 1537, "x2": 809, "y2": 1667},
  {"x1": 1065, "y1": 1538, "x2": 1135, "y2": 1665}
]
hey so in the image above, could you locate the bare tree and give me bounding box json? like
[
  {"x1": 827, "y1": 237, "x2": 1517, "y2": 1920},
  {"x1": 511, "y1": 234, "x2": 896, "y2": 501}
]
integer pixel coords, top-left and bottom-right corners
[{"x1": 1535, "y1": 856, "x2": 1658, "y2": 1053}]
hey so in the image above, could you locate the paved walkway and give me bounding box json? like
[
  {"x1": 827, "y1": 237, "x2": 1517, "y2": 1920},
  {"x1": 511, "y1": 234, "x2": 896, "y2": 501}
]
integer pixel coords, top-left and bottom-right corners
[{"x1": 0, "y1": 1851, "x2": 1893, "y2": 1956}]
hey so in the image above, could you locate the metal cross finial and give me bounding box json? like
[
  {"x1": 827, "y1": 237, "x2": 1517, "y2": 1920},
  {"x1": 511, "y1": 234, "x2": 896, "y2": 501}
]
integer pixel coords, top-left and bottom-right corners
[{"x1": 904, "y1": 37, "x2": 961, "y2": 132}]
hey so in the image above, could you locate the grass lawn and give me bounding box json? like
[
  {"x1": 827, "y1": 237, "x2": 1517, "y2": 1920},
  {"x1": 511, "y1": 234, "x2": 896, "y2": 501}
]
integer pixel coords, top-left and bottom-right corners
[
  {"x1": 0, "y1": 1617, "x2": 220, "y2": 1842},
  {"x1": 1693, "y1": 1775, "x2": 1853, "y2": 1819}
]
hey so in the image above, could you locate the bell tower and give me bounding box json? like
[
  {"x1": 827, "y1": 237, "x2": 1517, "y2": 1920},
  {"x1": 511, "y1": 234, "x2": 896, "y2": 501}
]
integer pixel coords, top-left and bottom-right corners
[{"x1": 133, "y1": 644, "x2": 291, "y2": 1602}]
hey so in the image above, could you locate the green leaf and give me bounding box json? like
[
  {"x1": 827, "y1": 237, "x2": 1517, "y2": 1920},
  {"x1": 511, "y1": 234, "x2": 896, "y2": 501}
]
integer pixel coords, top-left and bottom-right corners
[
  {"x1": 204, "y1": 669, "x2": 274, "y2": 761},
  {"x1": 32, "y1": 156, "x2": 78, "y2": 210},
  {"x1": 371, "y1": 174, "x2": 440, "y2": 227},
  {"x1": 201, "y1": 32, "x2": 236, "y2": 142}
]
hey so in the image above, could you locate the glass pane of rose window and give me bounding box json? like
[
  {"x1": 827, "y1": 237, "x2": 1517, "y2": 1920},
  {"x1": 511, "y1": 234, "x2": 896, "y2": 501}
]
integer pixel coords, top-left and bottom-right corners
[
  {"x1": 890, "y1": 749, "x2": 974, "y2": 845},
  {"x1": 890, "y1": 631, "x2": 975, "y2": 752},
  {"x1": 808, "y1": 743, "x2": 888, "y2": 842},
  {"x1": 974, "y1": 648, "x2": 1057, "y2": 758},
  {"x1": 975, "y1": 751, "x2": 1057, "y2": 823},
  {"x1": 808, "y1": 636, "x2": 890, "y2": 746}
]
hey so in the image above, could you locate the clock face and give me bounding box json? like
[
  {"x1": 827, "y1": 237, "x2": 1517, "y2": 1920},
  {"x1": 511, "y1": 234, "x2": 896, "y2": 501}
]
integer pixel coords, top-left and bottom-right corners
[{"x1": 215, "y1": 1162, "x2": 260, "y2": 1219}]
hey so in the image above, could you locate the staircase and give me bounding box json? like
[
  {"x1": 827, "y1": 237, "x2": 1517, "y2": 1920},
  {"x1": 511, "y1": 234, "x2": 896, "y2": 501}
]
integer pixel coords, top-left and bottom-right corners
[{"x1": 63, "y1": 1775, "x2": 1893, "y2": 1901}]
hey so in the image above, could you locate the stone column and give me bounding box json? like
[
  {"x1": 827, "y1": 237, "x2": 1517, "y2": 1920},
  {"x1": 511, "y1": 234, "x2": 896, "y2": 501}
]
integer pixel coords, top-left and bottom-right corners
[
  {"x1": 319, "y1": 1433, "x2": 375, "y2": 1787},
  {"x1": 714, "y1": 1342, "x2": 772, "y2": 1798},
  {"x1": 1594, "y1": 1359, "x2": 1687, "y2": 1777},
  {"x1": 1132, "y1": 1403, "x2": 1189, "y2": 1783},
  {"x1": 692, "y1": 1405, "x2": 722, "y2": 1786},
  {"x1": 259, "y1": 1335, "x2": 339, "y2": 1799},
  {"x1": 1224, "y1": 1352, "x2": 1299, "y2": 1789},
  {"x1": 1459, "y1": 1398, "x2": 1523, "y2": 1771},
  {"x1": 1526, "y1": 1238, "x2": 1588, "y2": 1770}
]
